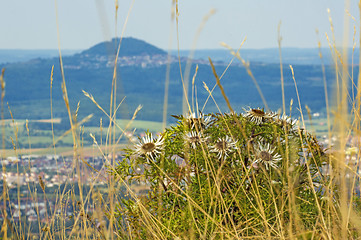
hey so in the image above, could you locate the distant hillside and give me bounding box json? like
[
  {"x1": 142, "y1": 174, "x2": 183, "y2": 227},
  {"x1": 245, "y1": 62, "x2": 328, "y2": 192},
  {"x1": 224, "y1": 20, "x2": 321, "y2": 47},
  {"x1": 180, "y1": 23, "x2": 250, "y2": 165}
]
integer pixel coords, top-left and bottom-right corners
[
  {"x1": 0, "y1": 49, "x2": 79, "y2": 64},
  {"x1": 174, "y1": 48, "x2": 359, "y2": 65},
  {"x1": 0, "y1": 37, "x2": 339, "y2": 125},
  {"x1": 80, "y1": 37, "x2": 166, "y2": 57}
]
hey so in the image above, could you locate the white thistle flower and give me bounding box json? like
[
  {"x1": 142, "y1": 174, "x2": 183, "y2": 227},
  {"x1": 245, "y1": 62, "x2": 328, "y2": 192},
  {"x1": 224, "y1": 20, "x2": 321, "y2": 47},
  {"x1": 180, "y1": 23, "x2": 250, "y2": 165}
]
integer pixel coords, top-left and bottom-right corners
[
  {"x1": 134, "y1": 133, "x2": 164, "y2": 160},
  {"x1": 210, "y1": 135, "x2": 237, "y2": 160},
  {"x1": 184, "y1": 131, "x2": 205, "y2": 149},
  {"x1": 253, "y1": 142, "x2": 282, "y2": 170},
  {"x1": 185, "y1": 112, "x2": 210, "y2": 129},
  {"x1": 278, "y1": 113, "x2": 299, "y2": 132},
  {"x1": 243, "y1": 107, "x2": 271, "y2": 125}
]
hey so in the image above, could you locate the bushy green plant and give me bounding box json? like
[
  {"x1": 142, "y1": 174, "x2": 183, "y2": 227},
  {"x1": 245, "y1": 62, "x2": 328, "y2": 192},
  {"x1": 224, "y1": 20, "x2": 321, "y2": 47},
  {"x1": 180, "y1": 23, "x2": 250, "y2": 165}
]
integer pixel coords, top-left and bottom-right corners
[{"x1": 112, "y1": 108, "x2": 329, "y2": 239}]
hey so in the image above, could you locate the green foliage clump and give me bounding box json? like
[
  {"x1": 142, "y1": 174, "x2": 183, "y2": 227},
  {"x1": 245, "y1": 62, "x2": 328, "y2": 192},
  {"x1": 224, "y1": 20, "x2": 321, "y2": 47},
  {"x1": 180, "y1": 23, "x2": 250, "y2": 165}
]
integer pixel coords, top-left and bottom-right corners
[{"x1": 112, "y1": 109, "x2": 329, "y2": 239}]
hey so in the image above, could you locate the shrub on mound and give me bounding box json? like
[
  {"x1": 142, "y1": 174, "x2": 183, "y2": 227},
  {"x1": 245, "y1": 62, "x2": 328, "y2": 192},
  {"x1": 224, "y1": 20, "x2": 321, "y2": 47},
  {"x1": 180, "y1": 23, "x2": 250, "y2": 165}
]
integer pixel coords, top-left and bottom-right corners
[{"x1": 112, "y1": 109, "x2": 329, "y2": 239}]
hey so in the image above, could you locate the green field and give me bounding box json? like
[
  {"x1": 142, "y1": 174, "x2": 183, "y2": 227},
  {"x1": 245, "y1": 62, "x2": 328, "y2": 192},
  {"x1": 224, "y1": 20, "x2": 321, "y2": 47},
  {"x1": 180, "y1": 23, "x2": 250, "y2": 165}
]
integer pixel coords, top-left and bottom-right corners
[
  {"x1": 303, "y1": 117, "x2": 330, "y2": 136},
  {"x1": 1, "y1": 118, "x2": 165, "y2": 154},
  {"x1": 1, "y1": 115, "x2": 331, "y2": 153}
]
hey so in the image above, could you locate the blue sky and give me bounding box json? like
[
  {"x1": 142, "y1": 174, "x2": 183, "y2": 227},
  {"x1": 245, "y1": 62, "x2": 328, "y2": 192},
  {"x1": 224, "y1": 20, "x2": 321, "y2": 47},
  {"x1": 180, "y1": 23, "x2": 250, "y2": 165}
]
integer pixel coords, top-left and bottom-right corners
[{"x1": 0, "y1": 0, "x2": 358, "y2": 50}]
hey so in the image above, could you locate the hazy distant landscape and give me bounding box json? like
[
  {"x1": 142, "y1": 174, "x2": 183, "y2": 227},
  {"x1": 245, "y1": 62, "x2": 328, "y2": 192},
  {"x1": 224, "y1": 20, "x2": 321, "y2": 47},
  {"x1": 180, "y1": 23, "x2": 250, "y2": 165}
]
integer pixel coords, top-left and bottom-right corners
[
  {"x1": 2, "y1": 47, "x2": 358, "y2": 66},
  {"x1": 0, "y1": 49, "x2": 80, "y2": 64},
  {"x1": 175, "y1": 47, "x2": 353, "y2": 65},
  {"x1": 0, "y1": 37, "x2": 343, "y2": 149},
  {"x1": 0, "y1": 38, "x2": 341, "y2": 121}
]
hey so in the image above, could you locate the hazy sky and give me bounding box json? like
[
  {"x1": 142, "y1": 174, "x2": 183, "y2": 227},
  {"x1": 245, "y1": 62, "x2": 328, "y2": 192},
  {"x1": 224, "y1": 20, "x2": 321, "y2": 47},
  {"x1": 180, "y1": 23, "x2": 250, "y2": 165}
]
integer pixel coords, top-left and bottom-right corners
[{"x1": 1, "y1": 0, "x2": 359, "y2": 50}]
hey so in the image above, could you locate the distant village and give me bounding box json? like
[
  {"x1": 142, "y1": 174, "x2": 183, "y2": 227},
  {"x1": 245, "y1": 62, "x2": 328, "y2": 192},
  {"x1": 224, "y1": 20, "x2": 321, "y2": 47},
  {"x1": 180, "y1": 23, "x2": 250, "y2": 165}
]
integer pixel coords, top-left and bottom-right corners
[
  {"x1": 63, "y1": 53, "x2": 227, "y2": 70},
  {"x1": 0, "y1": 153, "x2": 118, "y2": 225}
]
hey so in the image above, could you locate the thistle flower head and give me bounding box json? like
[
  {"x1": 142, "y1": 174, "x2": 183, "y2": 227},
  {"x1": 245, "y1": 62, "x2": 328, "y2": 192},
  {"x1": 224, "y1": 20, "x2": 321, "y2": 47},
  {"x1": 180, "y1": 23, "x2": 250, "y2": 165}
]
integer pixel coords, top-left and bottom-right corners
[
  {"x1": 184, "y1": 131, "x2": 205, "y2": 149},
  {"x1": 244, "y1": 107, "x2": 268, "y2": 125},
  {"x1": 184, "y1": 112, "x2": 210, "y2": 130},
  {"x1": 210, "y1": 135, "x2": 237, "y2": 160},
  {"x1": 134, "y1": 133, "x2": 164, "y2": 161},
  {"x1": 278, "y1": 113, "x2": 299, "y2": 132},
  {"x1": 253, "y1": 142, "x2": 282, "y2": 170}
]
